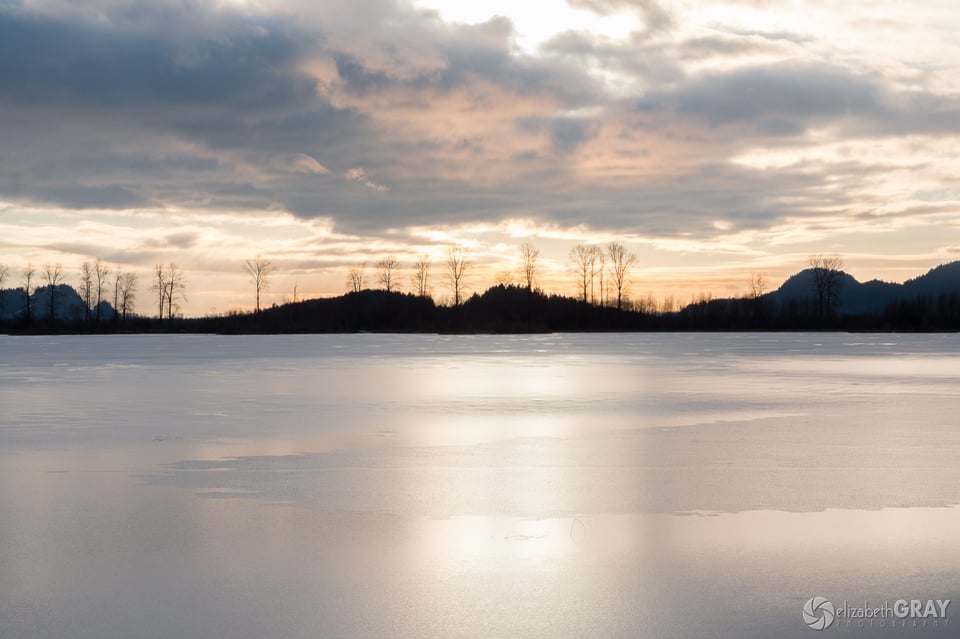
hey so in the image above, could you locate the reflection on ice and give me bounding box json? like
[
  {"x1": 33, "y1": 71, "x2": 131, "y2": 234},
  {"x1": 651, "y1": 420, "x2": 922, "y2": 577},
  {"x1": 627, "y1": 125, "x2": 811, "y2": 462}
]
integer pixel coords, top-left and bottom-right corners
[
  {"x1": 2, "y1": 333, "x2": 960, "y2": 639},
  {"x1": 152, "y1": 410, "x2": 960, "y2": 515}
]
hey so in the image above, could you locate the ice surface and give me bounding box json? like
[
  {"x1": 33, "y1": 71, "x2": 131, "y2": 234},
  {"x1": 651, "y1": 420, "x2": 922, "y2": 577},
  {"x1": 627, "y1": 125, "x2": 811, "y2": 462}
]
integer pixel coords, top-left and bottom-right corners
[{"x1": 1, "y1": 333, "x2": 959, "y2": 638}]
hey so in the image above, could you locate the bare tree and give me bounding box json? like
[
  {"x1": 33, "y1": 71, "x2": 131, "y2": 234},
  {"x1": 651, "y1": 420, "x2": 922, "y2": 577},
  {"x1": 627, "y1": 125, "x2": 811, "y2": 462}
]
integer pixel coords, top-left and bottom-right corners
[
  {"x1": 519, "y1": 242, "x2": 541, "y2": 293},
  {"x1": 445, "y1": 245, "x2": 470, "y2": 307},
  {"x1": 43, "y1": 263, "x2": 64, "y2": 321},
  {"x1": 597, "y1": 249, "x2": 606, "y2": 306},
  {"x1": 112, "y1": 270, "x2": 123, "y2": 321},
  {"x1": 748, "y1": 271, "x2": 768, "y2": 322},
  {"x1": 607, "y1": 241, "x2": 637, "y2": 311},
  {"x1": 808, "y1": 254, "x2": 844, "y2": 320},
  {"x1": 569, "y1": 244, "x2": 600, "y2": 304},
  {"x1": 117, "y1": 272, "x2": 137, "y2": 320},
  {"x1": 748, "y1": 272, "x2": 767, "y2": 299},
  {"x1": 78, "y1": 262, "x2": 93, "y2": 322},
  {"x1": 0, "y1": 264, "x2": 8, "y2": 316},
  {"x1": 152, "y1": 264, "x2": 167, "y2": 318},
  {"x1": 21, "y1": 264, "x2": 35, "y2": 323},
  {"x1": 243, "y1": 256, "x2": 275, "y2": 312},
  {"x1": 412, "y1": 254, "x2": 431, "y2": 297},
  {"x1": 494, "y1": 270, "x2": 514, "y2": 287},
  {"x1": 660, "y1": 294, "x2": 678, "y2": 314},
  {"x1": 346, "y1": 262, "x2": 367, "y2": 293},
  {"x1": 377, "y1": 255, "x2": 400, "y2": 293},
  {"x1": 163, "y1": 263, "x2": 186, "y2": 320},
  {"x1": 94, "y1": 257, "x2": 110, "y2": 322}
]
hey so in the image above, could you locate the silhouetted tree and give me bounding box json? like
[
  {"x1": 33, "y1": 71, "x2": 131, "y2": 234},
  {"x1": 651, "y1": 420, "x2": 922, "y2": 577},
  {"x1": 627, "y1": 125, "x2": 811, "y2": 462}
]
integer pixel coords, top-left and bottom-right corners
[
  {"x1": 494, "y1": 270, "x2": 514, "y2": 287},
  {"x1": 152, "y1": 264, "x2": 167, "y2": 318},
  {"x1": 569, "y1": 244, "x2": 599, "y2": 303},
  {"x1": 809, "y1": 254, "x2": 844, "y2": 320},
  {"x1": 163, "y1": 263, "x2": 186, "y2": 320},
  {"x1": 78, "y1": 262, "x2": 93, "y2": 322},
  {"x1": 748, "y1": 272, "x2": 767, "y2": 299},
  {"x1": 598, "y1": 249, "x2": 607, "y2": 306},
  {"x1": 748, "y1": 271, "x2": 767, "y2": 322},
  {"x1": 94, "y1": 257, "x2": 110, "y2": 322},
  {"x1": 346, "y1": 262, "x2": 366, "y2": 293},
  {"x1": 445, "y1": 245, "x2": 470, "y2": 306},
  {"x1": 377, "y1": 255, "x2": 400, "y2": 293},
  {"x1": 43, "y1": 263, "x2": 64, "y2": 321},
  {"x1": 607, "y1": 241, "x2": 637, "y2": 311},
  {"x1": 519, "y1": 242, "x2": 541, "y2": 293},
  {"x1": 112, "y1": 270, "x2": 122, "y2": 321},
  {"x1": 21, "y1": 264, "x2": 35, "y2": 323},
  {"x1": 117, "y1": 272, "x2": 137, "y2": 320},
  {"x1": 412, "y1": 254, "x2": 431, "y2": 297},
  {"x1": 243, "y1": 255, "x2": 274, "y2": 312},
  {"x1": 0, "y1": 264, "x2": 8, "y2": 316}
]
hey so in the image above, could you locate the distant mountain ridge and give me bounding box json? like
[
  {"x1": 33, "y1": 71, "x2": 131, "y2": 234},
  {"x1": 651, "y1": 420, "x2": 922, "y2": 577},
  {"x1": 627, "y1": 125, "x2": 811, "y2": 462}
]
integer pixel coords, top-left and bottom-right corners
[
  {"x1": 767, "y1": 260, "x2": 960, "y2": 315},
  {"x1": 0, "y1": 284, "x2": 116, "y2": 322}
]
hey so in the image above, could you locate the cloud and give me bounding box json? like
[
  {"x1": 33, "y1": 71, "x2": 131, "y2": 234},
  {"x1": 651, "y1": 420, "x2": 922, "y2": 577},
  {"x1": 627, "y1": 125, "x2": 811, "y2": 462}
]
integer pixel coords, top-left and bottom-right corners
[
  {"x1": 0, "y1": 2, "x2": 602, "y2": 231},
  {"x1": 539, "y1": 28, "x2": 799, "y2": 89},
  {"x1": 144, "y1": 229, "x2": 203, "y2": 250},
  {"x1": 631, "y1": 60, "x2": 960, "y2": 142},
  {"x1": 0, "y1": 7, "x2": 315, "y2": 111},
  {"x1": 658, "y1": 63, "x2": 880, "y2": 127},
  {"x1": 566, "y1": 0, "x2": 674, "y2": 32},
  {"x1": 0, "y1": 0, "x2": 958, "y2": 281},
  {"x1": 32, "y1": 184, "x2": 149, "y2": 209},
  {"x1": 516, "y1": 115, "x2": 601, "y2": 152},
  {"x1": 344, "y1": 167, "x2": 388, "y2": 192},
  {"x1": 268, "y1": 153, "x2": 330, "y2": 175}
]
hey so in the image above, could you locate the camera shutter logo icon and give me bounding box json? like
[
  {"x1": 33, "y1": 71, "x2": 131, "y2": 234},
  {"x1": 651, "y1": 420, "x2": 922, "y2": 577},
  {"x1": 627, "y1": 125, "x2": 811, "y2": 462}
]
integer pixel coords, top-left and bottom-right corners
[{"x1": 803, "y1": 597, "x2": 836, "y2": 631}]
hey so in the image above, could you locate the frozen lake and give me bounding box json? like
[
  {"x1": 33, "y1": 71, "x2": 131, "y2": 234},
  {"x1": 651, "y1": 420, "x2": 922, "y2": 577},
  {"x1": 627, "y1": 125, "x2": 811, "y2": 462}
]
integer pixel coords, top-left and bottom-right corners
[{"x1": 1, "y1": 332, "x2": 959, "y2": 638}]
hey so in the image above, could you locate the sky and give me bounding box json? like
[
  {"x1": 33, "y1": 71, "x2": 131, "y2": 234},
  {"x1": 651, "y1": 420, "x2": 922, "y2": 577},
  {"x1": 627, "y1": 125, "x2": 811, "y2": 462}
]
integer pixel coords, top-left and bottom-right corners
[{"x1": 1, "y1": 0, "x2": 959, "y2": 314}]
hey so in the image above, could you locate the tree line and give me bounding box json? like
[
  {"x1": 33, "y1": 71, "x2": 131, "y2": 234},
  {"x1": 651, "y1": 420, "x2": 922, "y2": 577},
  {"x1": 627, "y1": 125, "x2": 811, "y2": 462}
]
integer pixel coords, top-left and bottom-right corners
[
  {"x1": 7, "y1": 246, "x2": 952, "y2": 333},
  {"x1": 0, "y1": 259, "x2": 189, "y2": 325},
  {"x1": 339, "y1": 241, "x2": 639, "y2": 311},
  {"x1": 0, "y1": 242, "x2": 827, "y2": 326},
  {"x1": 0, "y1": 260, "x2": 138, "y2": 324}
]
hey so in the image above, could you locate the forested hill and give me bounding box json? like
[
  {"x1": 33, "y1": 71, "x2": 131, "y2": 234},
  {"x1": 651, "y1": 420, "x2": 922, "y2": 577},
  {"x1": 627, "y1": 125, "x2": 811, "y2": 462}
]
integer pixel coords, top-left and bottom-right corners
[
  {"x1": 766, "y1": 261, "x2": 960, "y2": 315},
  {"x1": 199, "y1": 287, "x2": 651, "y2": 334}
]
